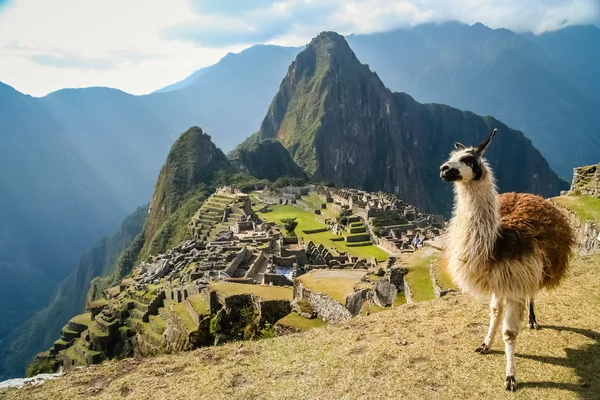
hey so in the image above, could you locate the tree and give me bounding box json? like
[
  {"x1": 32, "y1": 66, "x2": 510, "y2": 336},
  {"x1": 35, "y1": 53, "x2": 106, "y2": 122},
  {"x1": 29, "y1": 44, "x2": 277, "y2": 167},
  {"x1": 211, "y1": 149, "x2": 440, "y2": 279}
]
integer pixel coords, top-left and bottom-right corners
[{"x1": 280, "y1": 217, "x2": 298, "y2": 235}]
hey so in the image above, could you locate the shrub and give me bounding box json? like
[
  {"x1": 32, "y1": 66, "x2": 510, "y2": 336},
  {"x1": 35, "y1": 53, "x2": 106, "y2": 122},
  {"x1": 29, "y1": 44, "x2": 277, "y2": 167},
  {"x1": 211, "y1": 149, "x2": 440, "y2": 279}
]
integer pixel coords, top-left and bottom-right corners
[{"x1": 280, "y1": 217, "x2": 299, "y2": 235}]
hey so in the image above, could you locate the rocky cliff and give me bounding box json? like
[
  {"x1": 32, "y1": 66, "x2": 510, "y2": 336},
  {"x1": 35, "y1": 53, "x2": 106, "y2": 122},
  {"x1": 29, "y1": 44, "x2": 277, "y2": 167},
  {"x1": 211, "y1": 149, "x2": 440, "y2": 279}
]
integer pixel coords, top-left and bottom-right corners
[{"x1": 254, "y1": 31, "x2": 568, "y2": 214}]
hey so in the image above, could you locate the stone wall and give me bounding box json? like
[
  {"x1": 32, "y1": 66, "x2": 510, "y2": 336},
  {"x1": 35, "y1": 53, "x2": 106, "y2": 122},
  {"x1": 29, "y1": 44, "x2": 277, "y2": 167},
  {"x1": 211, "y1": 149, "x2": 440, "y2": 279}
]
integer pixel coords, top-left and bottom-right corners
[
  {"x1": 559, "y1": 205, "x2": 599, "y2": 255},
  {"x1": 255, "y1": 299, "x2": 292, "y2": 325},
  {"x1": 293, "y1": 281, "x2": 352, "y2": 323},
  {"x1": 263, "y1": 273, "x2": 293, "y2": 286},
  {"x1": 569, "y1": 163, "x2": 600, "y2": 198},
  {"x1": 224, "y1": 246, "x2": 250, "y2": 277},
  {"x1": 244, "y1": 251, "x2": 266, "y2": 279},
  {"x1": 403, "y1": 278, "x2": 413, "y2": 305}
]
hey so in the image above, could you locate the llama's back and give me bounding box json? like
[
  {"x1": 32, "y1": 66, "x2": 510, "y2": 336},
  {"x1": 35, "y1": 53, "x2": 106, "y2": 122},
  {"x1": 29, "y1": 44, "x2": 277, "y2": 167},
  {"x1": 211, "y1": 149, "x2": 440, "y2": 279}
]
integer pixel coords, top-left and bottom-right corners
[{"x1": 498, "y1": 192, "x2": 576, "y2": 289}]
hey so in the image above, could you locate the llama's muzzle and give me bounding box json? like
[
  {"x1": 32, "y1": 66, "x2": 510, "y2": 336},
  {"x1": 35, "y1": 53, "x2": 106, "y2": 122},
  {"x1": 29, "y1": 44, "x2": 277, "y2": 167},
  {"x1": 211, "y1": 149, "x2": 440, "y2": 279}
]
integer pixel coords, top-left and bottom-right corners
[{"x1": 440, "y1": 164, "x2": 460, "y2": 181}]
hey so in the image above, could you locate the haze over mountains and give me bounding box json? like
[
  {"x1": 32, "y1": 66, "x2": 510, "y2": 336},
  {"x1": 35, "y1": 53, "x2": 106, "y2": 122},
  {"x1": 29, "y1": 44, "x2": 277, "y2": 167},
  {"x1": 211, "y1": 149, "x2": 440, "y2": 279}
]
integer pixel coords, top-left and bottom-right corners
[{"x1": 0, "y1": 21, "x2": 598, "y2": 379}]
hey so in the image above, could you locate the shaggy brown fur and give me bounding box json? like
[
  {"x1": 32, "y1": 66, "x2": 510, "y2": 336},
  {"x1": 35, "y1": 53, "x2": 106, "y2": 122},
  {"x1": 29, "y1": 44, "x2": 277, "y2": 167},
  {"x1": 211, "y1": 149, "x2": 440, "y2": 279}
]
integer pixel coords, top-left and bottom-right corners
[{"x1": 496, "y1": 192, "x2": 576, "y2": 289}]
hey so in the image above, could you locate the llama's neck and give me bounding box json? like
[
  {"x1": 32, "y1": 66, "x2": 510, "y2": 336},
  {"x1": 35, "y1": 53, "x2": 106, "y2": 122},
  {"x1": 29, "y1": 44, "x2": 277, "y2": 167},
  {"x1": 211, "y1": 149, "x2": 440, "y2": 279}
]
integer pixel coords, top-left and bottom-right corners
[{"x1": 447, "y1": 169, "x2": 500, "y2": 265}]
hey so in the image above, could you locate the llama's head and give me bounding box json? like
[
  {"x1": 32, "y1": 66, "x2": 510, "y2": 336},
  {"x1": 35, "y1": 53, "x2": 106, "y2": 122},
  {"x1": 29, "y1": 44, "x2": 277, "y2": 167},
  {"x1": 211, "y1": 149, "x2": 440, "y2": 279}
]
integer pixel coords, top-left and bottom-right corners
[{"x1": 439, "y1": 128, "x2": 497, "y2": 183}]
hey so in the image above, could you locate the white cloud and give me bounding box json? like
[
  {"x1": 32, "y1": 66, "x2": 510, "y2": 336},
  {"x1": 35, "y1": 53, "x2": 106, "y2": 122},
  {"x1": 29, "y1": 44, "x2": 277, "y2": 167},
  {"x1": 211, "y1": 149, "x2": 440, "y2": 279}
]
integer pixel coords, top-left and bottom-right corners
[
  {"x1": 0, "y1": 0, "x2": 598, "y2": 96},
  {"x1": 0, "y1": 0, "x2": 246, "y2": 96}
]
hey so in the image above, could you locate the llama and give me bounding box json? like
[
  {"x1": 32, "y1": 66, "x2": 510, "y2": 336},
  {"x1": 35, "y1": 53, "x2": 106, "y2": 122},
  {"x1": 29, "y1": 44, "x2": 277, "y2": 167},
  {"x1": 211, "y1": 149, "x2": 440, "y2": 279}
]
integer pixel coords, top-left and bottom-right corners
[{"x1": 439, "y1": 128, "x2": 575, "y2": 391}]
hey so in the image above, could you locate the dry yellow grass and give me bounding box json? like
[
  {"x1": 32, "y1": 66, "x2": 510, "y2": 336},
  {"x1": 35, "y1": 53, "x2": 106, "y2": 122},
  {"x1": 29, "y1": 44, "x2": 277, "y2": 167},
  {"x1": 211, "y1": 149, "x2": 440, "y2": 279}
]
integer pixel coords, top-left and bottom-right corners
[{"x1": 4, "y1": 253, "x2": 600, "y2": 400}]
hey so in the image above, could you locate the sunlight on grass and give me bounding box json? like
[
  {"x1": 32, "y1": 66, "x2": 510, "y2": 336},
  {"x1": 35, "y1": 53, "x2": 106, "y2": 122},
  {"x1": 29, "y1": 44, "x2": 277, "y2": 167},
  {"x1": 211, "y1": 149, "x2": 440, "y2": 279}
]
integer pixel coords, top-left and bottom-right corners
[
  {"x1": 277, "y1": 312, "x2": 327, "y2": 331},
  {"x1": 404, "y1": 250, "x2": 435, "y2": 302},
  {"x1": 553, "y1": 195, "x2": 600, "y2": 226},
  {"x1": 257, "y1": 204, "x2": 389, "y2": 261}
]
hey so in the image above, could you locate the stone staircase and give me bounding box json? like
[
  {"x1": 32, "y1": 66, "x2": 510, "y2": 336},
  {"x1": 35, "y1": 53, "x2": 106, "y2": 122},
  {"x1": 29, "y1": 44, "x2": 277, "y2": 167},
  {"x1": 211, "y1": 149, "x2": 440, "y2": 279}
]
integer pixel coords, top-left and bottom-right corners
[{"x1": 189, "y1": 193, "x2": 237, "y2": 241}]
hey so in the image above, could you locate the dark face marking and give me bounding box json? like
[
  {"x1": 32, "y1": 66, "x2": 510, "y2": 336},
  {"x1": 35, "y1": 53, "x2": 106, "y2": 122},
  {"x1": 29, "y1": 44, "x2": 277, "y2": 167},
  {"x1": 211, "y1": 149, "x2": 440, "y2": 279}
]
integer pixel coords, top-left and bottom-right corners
[{"x1": 459, "y1": 151, "x2": 484, "y2": 181}]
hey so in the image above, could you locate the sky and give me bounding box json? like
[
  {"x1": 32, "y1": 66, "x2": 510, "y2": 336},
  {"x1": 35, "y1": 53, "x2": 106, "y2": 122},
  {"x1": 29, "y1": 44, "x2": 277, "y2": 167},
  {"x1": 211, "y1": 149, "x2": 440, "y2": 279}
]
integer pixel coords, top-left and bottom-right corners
[{"x1": 0, "y1": 0, "x2": 598, "y2": 97}]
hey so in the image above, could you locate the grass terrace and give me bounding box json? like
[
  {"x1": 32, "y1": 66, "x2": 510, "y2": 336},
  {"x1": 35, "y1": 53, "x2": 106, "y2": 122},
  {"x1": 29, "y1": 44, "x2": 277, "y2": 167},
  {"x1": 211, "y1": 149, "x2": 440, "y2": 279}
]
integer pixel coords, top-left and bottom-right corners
[
  {"x1": 171, "y1": 302, "x2": 198, "y2": 333},
  {"x1": 552, "y1": 195, "x2": 600, "y2": 226},
  {"x1": 69, "y1": 313, "x2": 92, "y2": 327},
  {"x1": 434, "y1": 255, "x2": 456, "y2": 290},
  {"x1": 208, "y1": 281, "x2": 293, "y2": 301},
  {"x1": 256, "y1": 204, "x2": 389, "y2": 261},
  {"x1": 296, "y1": 269, "x2": 366, "y2": 304},
  {"x1": 404, "y1": 249, "x2": 436, "y2": 302},
  {"x1": 187, "y1": 294, "x2": 209, "y2": 316},
  {"x1": 277, "y1": 312, "x2": 327, "y2": 331}
]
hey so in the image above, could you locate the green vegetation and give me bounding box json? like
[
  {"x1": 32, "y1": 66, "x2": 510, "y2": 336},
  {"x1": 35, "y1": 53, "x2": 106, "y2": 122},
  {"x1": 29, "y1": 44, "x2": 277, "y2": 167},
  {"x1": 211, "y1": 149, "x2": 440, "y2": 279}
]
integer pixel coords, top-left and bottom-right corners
[
  {"x1": 296, "y1": 270, "x2": 366, "y2": 304},
  {"x1": 280, "y1": 217, "x2": 299, "y2": 235},
  {"x1": 277, "y1": 312, "x2": 327, "y2": 331},
  {"x1": 259, "y1": 322, "x2": 278, "y2": 339},
  {"x1": 25, "y1": 356, "x2": 58, "y2": 378},
  {"x1": 208, "y1": 282, "x2": 293, "y2": 301},
  {"x1": 404, "y1": 250, "x2": 436, "y2": 302},
  {"x1": 553, "y1": 195, "x2": 600, "y2": 226},
  {"x1": 257, "y1": 204, "x2": 389, "y2": 261}
]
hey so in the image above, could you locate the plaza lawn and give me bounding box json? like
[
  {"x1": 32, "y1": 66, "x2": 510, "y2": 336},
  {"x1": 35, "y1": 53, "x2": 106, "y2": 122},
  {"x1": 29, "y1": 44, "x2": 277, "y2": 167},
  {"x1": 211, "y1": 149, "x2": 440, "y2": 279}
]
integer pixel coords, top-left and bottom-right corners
[{"x1": 257, "y1": 204, "x2": 389, "y2": 261}]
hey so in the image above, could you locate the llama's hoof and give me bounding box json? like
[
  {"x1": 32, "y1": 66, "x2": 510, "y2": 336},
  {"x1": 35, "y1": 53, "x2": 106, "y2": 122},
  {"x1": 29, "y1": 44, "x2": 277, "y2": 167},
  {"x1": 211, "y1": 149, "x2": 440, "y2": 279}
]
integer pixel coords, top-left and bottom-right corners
[
  {"x1": 528, "y1": 321, "x2": 540, "y2": 330},
  {"x1": 505, "y1": 376, "x2": 518, "y2": 392},
  {"x1": 475, "y1": 343, "x2": 490, "y2": 354}
]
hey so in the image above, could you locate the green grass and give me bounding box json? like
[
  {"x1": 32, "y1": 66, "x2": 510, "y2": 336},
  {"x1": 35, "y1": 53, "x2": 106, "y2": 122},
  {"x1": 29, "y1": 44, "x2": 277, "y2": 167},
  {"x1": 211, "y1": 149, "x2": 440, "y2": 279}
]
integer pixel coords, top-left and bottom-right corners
[
  {"x1": 87, "y1": 321, "x2": 109, "y2": 338},
  {"x1": 404, "y1": 250, "x2": 436, "y2": 302},
  {"x1": 277, "y1": 312, "x2": 327, "y2": 331},
  {"x1": 209, "y1": 282, "x2": 293, "y2": 301},
  {"x1": 393, "y1": 293, "x2": 407, "y2": 307},
  {"x1": 257, "y1": 204, "x2": 389, "y2": 261},
  {"x1": 187, "y1": 294, "x2": 209, "y2": 316},
  {"x1": 171, "y1": 302, "x2": 198, "y2": 333},
  {"x1": 553, "y1": 195, "x2": 600, "y2": 226},
  {"x1": 296, "y1": 270, "x2": 367, "y2": 304},
  {"x1": 69, "y1": 313, "x2": 92, "y2": 327},
  {"x1": 54, "y1": 339, "x2": 69, "y2": 346},
  {"x1": 434, "y1": 256, "x2": 456, "y2": 290}
]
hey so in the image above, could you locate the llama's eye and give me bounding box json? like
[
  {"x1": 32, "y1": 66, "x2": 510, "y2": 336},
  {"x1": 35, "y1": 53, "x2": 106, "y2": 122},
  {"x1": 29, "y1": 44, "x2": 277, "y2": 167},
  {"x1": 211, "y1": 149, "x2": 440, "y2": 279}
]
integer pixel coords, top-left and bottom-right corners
[{"x1": 461, "y1": 156, "x2": 476, "y2": 164}]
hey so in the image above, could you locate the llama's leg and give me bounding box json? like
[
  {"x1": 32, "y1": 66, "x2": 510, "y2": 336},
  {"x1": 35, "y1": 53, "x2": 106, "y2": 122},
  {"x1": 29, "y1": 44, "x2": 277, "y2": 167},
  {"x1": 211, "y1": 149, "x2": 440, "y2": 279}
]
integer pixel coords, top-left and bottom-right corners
[
  {"x1": 527, "y1": 298, "x2": 539, "y2": 330},
  {"x1": 475, "y1": 293, "x2": 503, "y2": 354},
  {"x1": 503, "y1": 299, "x2": 525, "y2": 391}
]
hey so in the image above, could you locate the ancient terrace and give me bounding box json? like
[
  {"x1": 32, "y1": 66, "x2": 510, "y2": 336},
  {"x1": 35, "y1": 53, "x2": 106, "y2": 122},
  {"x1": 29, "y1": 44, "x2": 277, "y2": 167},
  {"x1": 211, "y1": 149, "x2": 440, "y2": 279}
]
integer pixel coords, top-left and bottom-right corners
[{"x1": 34, "y1": 185, "x2": 451, "y2": 374}]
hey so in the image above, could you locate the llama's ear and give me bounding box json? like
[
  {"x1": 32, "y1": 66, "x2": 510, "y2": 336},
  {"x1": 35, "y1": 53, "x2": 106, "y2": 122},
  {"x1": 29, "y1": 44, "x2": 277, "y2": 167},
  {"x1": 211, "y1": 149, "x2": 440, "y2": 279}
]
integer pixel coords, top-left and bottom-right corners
[
  {"x1": 454, "y1": 142, "x2": 466, "y2": 151},
  {"x1": 476, "y1": 128, "x2": 498, "y2": 155}
]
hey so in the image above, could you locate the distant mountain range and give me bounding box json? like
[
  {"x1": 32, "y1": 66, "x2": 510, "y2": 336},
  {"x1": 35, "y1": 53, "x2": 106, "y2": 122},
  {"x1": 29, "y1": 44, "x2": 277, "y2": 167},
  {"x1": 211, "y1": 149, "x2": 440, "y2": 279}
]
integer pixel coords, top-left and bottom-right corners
[{"x1": 0, "y1": 21, "x2": 597, "y2": 379}]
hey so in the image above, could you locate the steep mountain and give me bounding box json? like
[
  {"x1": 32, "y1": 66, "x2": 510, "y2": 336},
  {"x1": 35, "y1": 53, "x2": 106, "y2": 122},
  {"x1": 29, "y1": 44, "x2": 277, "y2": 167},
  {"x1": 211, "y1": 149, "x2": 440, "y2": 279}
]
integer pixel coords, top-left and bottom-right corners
[
  {"x1": 140, "y1": 126, "x2": 235, "y2": 257},
  {"x1": 253, "y1": 31, "x2": 567, "y2": 214},
  {"x1": 0, "y1": 82, "x2": 127, "y2": 373},
  {"x1": 229, "y1": 138, "x2": 307, "y2": 181},
  {"x1": 0, "y1": 205, "x2": 147, "y2": 379},
  {"x1": 345, "y1": 22, "x2": 600, "y2": 178}
]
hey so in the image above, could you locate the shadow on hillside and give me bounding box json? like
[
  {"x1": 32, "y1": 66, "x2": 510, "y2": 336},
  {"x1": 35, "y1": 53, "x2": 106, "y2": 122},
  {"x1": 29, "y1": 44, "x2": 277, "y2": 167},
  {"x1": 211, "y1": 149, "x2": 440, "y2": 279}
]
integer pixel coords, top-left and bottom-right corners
[{"x1": 517, "y1": 325, "x2": 600, "y2": 400}]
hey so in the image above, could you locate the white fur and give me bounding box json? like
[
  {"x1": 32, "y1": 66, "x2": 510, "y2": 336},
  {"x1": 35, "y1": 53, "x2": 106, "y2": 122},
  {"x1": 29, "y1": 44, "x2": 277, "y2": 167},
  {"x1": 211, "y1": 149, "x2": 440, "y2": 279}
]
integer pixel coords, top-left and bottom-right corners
[{"x1": 443, "y1": 146, "x2": 544, "y2": 389}]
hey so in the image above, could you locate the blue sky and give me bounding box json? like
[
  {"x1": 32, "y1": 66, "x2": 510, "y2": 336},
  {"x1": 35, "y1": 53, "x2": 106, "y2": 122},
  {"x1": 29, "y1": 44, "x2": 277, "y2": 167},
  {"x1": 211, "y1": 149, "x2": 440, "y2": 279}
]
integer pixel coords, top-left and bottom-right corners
[{"x1": 0, "y1": 0, "x2": 598, "y2": 96}]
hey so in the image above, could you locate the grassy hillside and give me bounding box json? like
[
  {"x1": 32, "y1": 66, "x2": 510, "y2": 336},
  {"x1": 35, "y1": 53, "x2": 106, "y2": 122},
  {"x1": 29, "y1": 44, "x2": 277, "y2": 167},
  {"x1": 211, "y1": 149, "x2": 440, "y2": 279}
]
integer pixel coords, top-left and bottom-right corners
[{"x1": 4, "y1": 251, "x2": 598, "y2": 399}]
